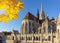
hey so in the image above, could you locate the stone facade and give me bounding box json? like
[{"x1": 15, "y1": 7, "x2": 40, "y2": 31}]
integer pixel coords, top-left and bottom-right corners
[{"x1": 1, "y1": 5, "x2": 60, "y2": 43}]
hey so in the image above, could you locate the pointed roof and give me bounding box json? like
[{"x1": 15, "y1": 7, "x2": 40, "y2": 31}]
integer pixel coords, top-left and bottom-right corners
[
  {"x1": 23, "y1": 12, "x2": 45, "y2": 24},
  {"x1": 41, "y1": 3, "x2": 43, "y2": 11},
  {"x1": 24, "y1": 12, "x2": 36, "y2": 20}
]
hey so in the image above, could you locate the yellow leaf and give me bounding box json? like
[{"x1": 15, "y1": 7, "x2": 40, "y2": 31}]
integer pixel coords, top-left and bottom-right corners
[
  {"x1": 0, "y1": 0, "x2": 24, "y2": 23},
  {"x1": 3, "y1": 16, "x2": 9, "y2": 23}
]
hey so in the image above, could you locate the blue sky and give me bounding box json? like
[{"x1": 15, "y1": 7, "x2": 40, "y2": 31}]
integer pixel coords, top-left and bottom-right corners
[{"x1": 0, "y1": 0, "x2": 60, "y2": 32}]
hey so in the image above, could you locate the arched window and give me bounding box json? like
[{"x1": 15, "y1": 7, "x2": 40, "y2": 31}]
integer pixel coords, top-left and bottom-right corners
[
  {"x1": 29, "y1": 22, "x2": 32, "y2": 33},
  {"x1": 35, "y1": 36, "x2": 40, "y2": 40},
  {"x1": 48, "y1": 26, "x2": 51, "y2": 33},
  {"x1": 21, "y1": 37, "x2": 24, "y2": 40},
  {"x1": 12, "y1": 36, "x2": 14, "y2": 40},
  {"x1": 53, "y1": 36, "x2": 56, "y2": 38},
  {"x1": 48, "y1": 36, "x2": 51, "y2": 41},
  {"x1": 26, "y1": 37, "x2": 32, "y2": 40},
  {"x1": 33, "y1": 36, "x2": 40, "y2": 41},
  {"x1": 25, "y1": 22, "x2": 28, "y2": 34},
  {"x1": 32, "y1": 28, "x2": 36, "y2": 33}
]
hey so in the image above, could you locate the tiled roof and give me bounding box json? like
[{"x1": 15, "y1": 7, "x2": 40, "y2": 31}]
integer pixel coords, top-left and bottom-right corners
[
  {"x1": 23, "y1": 12, "x2": 45, "y2": 23},
  {"x1": 23, "y1": 12, "x2": 36, "y2": 20}
]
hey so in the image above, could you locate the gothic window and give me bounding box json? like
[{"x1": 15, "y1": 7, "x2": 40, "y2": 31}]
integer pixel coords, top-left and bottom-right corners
[
  {"x1": 52, "y1": 22, "x2": 56, "y2": 33},
  {"x1": 29, "y1": 22, "x2": 31, "y2": 33},
  {"x1": 25, "y1": 22, "x2": 28, "y2": 34},
  {"x1": 21, "y1": 37, "x2": 24, "y2": 40},
  {"x1": 33, "y1": 36, "x2": 40, "y2": 41},
  {"x1": 53, "y1": 36, "x2": 56, "y2": 38},
  {"x1": 26, "y1": 37, "x2": 32, "y2": 40},
  {"x1": 32, "y1": 28, "x2": 36, "y2": 33},
  {"x1": 12, "y1": 36, "x2": 14, "y2": 40},
  {"x1": 48, "y1": 26, "x2": 51, "y2": 33},
  {"x1": 48, "y1": 36, "x2": 51, "y2": 41},
  {"x1": 36, "y1": 37, "x2": 39, "y2": 40}
]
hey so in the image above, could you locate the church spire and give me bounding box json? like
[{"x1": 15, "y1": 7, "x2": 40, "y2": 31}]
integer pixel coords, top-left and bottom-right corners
[
  {"x1": 39, "y1": 3, "x2": 45, "y2": 20},
  {"x1": 36, "y1": 9, "x2": 39, "y2": 19},
  {"x1": 41, "y1": 3, "x2": 43, "y2": 11}
]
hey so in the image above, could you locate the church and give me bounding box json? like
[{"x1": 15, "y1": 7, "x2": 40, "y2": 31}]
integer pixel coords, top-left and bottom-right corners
[{"x1": 0, "y1": 4, "x2": 60, "y2": 43}]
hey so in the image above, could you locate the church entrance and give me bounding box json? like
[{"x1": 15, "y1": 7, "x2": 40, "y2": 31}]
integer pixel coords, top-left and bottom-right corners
[{"x1": 0, "y1": 36, "x2": 2, "y2": 43}]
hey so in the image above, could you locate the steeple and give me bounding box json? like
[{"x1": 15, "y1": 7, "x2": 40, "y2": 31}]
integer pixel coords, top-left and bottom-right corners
[
  {"x1": 36, "y1": 9, "x2": 39, "y2": 19},
  {"x1": 41, "y1": 3, "x2": 43, "y2": 11},
  {"x1": 39, "y1": 3, "x2": 45, "y2": 20},
  {"x1": 57, "y1": 13, "x2": 60, "y2": 22}
]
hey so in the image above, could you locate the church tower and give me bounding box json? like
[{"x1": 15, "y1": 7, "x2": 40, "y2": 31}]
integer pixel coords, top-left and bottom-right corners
[{"x1": 39, "y1": 3, "x2": 45, "y2": 20}]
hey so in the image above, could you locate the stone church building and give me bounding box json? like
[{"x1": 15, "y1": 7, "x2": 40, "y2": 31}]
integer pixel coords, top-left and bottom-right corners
[{"x1": 0, "y1": 4, "x2": 60, "y2": 43}]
